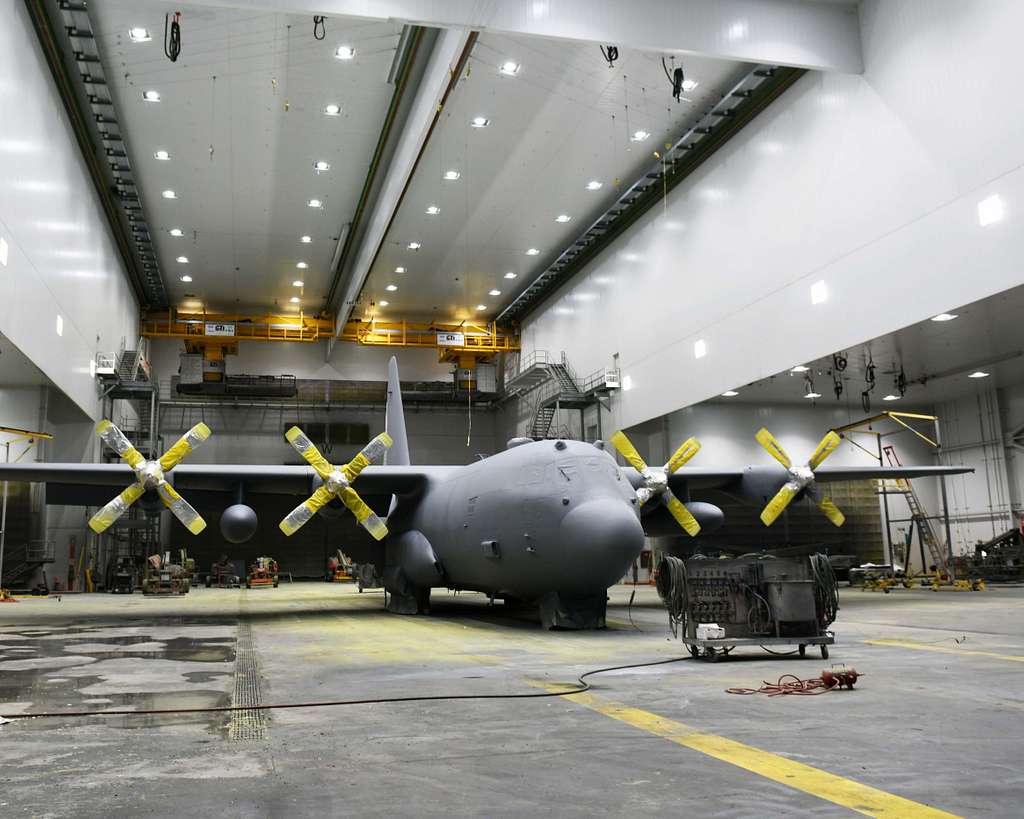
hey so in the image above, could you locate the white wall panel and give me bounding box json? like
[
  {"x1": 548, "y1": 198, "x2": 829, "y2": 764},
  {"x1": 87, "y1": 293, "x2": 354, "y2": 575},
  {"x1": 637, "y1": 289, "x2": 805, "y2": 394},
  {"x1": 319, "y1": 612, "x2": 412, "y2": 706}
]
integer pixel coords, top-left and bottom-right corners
[
  {"x1": 0, "y1": 0, "x2": 138, "y2": 419},
  {"x1": 522, "y1": 0, "x2": 1024, "y2": 434}
]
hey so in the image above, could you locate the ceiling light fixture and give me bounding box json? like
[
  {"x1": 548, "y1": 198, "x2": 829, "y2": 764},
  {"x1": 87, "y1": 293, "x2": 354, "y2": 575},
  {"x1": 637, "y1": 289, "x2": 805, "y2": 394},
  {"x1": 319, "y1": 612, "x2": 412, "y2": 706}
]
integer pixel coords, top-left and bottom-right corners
[
  {"x1": 386, "y1": 284, "x2": 398, "y2": 291},
  {"x1": 142, "y1": 90, "x2": 161, "y2": 102},
  {"x1": 162, "y1": 189, "x2": 177, "y2": 199},
  {"x1": 931, "y1": 313, "x2": 958, "y2": 322},
  {"x1": 504, "y1": 272, "x2": 517, "y2": 279},
  {"x1": 296, "y1": 261, "x2": 308, "y2": 269},
  {"x1": 154, "y1": 149, "x2": 170, "y2": 161},
  {"x1": 292, "y1": 280, "x2": 304, "y2": 287},
  {"x1": 300, "y1": 235, "x2": 312, "y2": 243},
  {"x1": 883, "y1": 394, "x2": 900, "y2": 401},
  {"x1": 555, "y1": 214, "x2": 571, "y2": 223},
  {"x1": 682, "y1": 79, "x2": 698, "y2": 92},
  {"x1": 630, "y1": 129, "x2": 650, "y2": 142},
  {"x1": 968, "y1": 371, "x2": 990, "y2": 379},
  {"x1": 586, "y1": 180, "x2": 603, "y2": 191},
  {"x1": 489, "y1": 289, "x2": 501, "y2": 296},
  {"x1": 425, "y1": 205, "x2": 440, "y2": 215},
  {"x1": 394, "y1": 266, "x2": 405, "y2": 273},
  {"x1": 790, "y1": 365, "x2": 810, "y2": 373},
  {"x1": 804, "y1": 391, "x2": 822, "y2": 399},
  {"x1": 290, "y1": 296, "x2": 300, "y2": 303},
  {"x1": 176, "y1": 256, "x2": 188, "y2": 263},
  {"x1": 313, "y1": 160, "x2": 331, "y2": 172},
  {"x1": 180, "y1": 274, "x2": 192, "y2": 282},
  {"x1": 525, "y1": 248, "x2": 540, "y2": 256},
  {"x1": 307, "y1": 198, "x2": 322, "y2": 208},
  {"x1": 324, "y1": 104, "x2": 342, "y2": 116},
  {"x1": 407, "y1": 242, "x2": 421, "y2": 250},
  {"x1": 334, "y1": 45, "x2": 356, "y2": 60},
  {"x1": 722, "y1": 390, "x2": 739, "y2": 397},
  {"x1": 476, "y1": 304, "x2": 487, "y2": 311},
  {"x1": 499, "y1": 60, "x2": 521, "y2": 76},
  {"x1": 810, "y1": 279, "x2": 828, "y2": 305},
  {"x1": 379, "y1": 300, "x2": 389, "y2": 306},
  {"x1": 471, "y1": 116, "x2": 490, "y2": 128},
  {"x1": 443, "y1": 170, "x2": 461, "y2": 181},
  {"x1": 128, "y1": 27, "x2": 152, "y2": 42},
  {"x1": 977, "y1": 194, "x2": 1005, "y2": 227},
  {"x1": 694, "y1": 339, "x2": 707, "y2": 359},
  {"x1": 169, "y1": 228, "x2": 183, "y2": 237}
]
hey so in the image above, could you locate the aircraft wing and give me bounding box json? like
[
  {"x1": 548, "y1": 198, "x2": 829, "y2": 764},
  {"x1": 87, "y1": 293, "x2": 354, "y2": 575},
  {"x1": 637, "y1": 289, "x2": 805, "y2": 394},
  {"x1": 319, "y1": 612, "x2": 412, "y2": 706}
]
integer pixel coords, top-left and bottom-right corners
[
  {"x1": 622, "y1": 467, "x2": 746, "y2": 492},
  {"x1": 812, "y1": 465, "x2": 973, "y2": 481}
]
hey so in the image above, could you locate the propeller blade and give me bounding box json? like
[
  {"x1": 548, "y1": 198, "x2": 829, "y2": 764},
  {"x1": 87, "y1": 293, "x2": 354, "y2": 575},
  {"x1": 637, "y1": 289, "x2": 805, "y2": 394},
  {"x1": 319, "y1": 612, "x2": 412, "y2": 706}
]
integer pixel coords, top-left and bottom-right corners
[
  {"x1": 155, "y1": 482, "x2": 207, "y2": 535},
  {"x1": 760, "y1": 483, "x2": 799, "y2": 526},
  {"x1": 285, "y1": 426, "x2": 334, "y2": 480},
  {"x1": 610, "y1": 430, "x2": 648, "y2": 473},
  {"x1": 663, "y1": 490, "x2": 701, "y2": 536},
  {"x1": 338, "y1": 486, "x2": 389, "y2": 541},
  {"x1": 665, "y1": 437, "x2": 700, "y2": 474},
  {"x1": 279, "y1": 485, "x2": 334, "y2": 536},
  {"x1": 755, "y1": 427, "x2": 792, "y2": 469},
  {"x1": 342, "y1": 431, "x2": 393, "y2": 482},
  {"x1": 817, "y1": 495, "x2": 846, "y2": 527},
  {"x1": 808, "y1": 430, "x2": 842, "y2": 470},
  {"x1": 159, "y1": 422, "x2": 212, "y2": 471},
  {"x1": 97, "y1": 420, "x2": 145, "y2": 468},
  {"x1": 88, "y1": 482, "x2": 146, "y2": 533}
]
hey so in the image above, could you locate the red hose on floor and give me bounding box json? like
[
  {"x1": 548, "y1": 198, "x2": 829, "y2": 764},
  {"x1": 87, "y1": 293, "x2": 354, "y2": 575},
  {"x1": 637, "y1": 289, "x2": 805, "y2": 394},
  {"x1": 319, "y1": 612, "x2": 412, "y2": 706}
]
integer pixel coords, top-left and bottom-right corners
[{"x1": 726, "y1": 668, "x2": 861, "y2": 696}]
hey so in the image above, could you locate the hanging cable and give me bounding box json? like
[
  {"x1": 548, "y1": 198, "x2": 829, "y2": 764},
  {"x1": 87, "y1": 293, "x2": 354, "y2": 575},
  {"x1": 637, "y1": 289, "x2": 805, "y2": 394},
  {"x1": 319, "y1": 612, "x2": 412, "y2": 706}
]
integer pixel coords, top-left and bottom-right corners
[
  {"x1": 661, "y1": 56, "x2": 684, "y2": 102},
  {"x1": 599, "y1": 44, "x2": 618, "y2": 67},
  {"x1": 164, "y1": 12, "x2": 182, "y2": 63},
  {"x1": 313, "y1": 15, "x2": 326, "y2": 40}
]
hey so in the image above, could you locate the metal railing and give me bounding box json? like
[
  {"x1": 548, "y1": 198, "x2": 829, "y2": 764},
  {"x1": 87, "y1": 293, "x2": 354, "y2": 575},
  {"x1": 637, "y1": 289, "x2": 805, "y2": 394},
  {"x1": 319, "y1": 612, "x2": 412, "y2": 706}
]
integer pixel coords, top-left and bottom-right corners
[
  {"x1": 505, "y1": 349, "x2": 552, "y2": 382},
  {"x1": 26, "y1": 539, "x2": 55, "y2": 563}
]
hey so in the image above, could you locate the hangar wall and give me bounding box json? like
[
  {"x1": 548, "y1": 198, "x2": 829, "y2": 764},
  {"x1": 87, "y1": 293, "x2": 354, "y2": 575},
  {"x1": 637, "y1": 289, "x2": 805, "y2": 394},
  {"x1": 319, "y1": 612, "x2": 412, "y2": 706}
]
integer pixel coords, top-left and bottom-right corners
[
  {"x1": 518, "y1": 0, "x2": 1024, "y2": 433},
  {"x1": 0, "y1": 0, "x2": 139, "y2": 420}
]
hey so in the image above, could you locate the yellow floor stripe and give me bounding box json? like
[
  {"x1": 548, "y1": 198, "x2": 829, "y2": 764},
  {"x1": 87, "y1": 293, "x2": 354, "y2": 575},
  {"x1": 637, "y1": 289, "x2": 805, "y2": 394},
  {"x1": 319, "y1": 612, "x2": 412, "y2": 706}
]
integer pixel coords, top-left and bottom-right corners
[
  {"x1": 538, "y1": 684, "x2": 959, "y2": 818},
  {"x1": 865, "y1": 638, "x2": 1024, "y2": 663}
]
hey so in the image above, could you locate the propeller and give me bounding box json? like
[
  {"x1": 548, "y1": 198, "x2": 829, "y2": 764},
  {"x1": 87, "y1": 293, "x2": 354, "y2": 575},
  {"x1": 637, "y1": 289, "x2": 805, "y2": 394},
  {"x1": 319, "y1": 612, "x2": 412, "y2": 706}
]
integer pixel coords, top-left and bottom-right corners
[
  {"x1": 89, "y1": 420, "x2": 211, "y2": 535},
  {"x1": 279, "y1": 426, "x2": 392, "y2": 540},
  {"x1": 609, "y1": 430, "x2": 702, "y2": 536},
  {"x1": 755, "y1": 427, "x2": 846, "y2": 527}
]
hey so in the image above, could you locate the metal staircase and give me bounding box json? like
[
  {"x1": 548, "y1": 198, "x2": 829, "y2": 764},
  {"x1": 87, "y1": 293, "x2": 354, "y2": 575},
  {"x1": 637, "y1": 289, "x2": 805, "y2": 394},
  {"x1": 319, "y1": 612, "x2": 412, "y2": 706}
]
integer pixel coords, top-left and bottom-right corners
[{"x1": 882, "y1": 445, "x2": 947, "y2": 574}]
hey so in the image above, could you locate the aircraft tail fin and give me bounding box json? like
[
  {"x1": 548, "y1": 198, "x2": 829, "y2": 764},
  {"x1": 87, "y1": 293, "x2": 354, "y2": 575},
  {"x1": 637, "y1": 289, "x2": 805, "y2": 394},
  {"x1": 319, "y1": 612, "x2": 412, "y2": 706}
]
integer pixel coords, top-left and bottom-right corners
[{"x1": 385, "y1": 356, "x2": 411, "y2": 466}]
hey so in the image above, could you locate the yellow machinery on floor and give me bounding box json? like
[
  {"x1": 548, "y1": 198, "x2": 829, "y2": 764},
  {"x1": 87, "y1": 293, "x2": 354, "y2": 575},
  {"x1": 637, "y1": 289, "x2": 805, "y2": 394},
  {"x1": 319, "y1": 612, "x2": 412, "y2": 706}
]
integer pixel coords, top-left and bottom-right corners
[
  {"x1": 142, "y1": 550, "x2": 194, "y2": 595},
  {"x1": 325, "y1": 549, "x2": 354, "y2": 583},
  {"x1": 246, "y1": 556, "x2": 279, "y2": 588}
]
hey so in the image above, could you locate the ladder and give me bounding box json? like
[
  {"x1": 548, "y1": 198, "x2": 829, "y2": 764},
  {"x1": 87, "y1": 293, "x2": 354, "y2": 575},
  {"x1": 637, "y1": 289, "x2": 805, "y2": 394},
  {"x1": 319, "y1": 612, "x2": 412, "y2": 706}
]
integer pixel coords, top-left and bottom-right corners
[{"x1": 883, "y1": 445, "x2": 947, "y2": 574}]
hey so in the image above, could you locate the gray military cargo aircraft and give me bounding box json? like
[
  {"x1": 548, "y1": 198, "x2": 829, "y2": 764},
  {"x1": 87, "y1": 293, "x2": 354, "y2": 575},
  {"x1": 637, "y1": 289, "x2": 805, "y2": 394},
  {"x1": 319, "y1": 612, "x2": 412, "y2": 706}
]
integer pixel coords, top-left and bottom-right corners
[{"x1": 0, "y1": 357, "x2": 971, "y2": 628}]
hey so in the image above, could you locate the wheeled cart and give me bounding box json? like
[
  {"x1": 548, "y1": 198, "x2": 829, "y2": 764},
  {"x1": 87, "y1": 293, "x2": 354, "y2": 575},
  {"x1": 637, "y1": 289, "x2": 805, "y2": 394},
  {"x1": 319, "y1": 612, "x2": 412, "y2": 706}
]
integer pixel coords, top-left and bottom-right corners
[{"x1": 680, "y1": 632, "x2": 835, "y2": 662}]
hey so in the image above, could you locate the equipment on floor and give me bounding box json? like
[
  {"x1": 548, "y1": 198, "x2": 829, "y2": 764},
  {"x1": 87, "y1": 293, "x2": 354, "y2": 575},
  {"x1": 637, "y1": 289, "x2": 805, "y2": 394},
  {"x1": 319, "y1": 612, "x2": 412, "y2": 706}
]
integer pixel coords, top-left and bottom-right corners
[
  {"x1": 726, "y1": 667, "x2": 861, "y2": 696},
  {"x1": 142, "y1": 550, "x2": 192, "y2": 595},
  {"x1": 353, "y1": 562, "x2": 383, "y2": 592},
  {"x1": 657, "y1": 553, "x2": 838, "y2": 661},
  {"x1": 325, "y1": 549, "x2": 354, "y2": 582},
  {"x1": 206, "y1": 554, "x2": 241, "y2": 588},
  {"x1": 246, "y1": 556, "x2": 279, "y2": 588},
  {"x1": 110, "y1": 558, "x2": 134, "y2": 594},
  {"x1": 959, "y1": 528, "x2": 1024, "y2": 582}
]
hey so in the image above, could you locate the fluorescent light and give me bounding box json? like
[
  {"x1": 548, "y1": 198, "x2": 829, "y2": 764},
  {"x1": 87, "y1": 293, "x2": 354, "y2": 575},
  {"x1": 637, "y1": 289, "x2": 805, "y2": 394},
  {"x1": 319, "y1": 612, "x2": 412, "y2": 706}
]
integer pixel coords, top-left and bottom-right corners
[
  {"x1": 128, "y1": 27, "x2": 152, "y2": 42},
  {"x1": 180, "y1": 274, "x2": 192, "y2": 283},
  {"x1": 334, "y1": 46, "x2": 356, "y2": 60},
  {"x1": 804, "y1": 391, "x2": 822, "y2": 399},
  {"x1": 292, "y1": 280, "x2": 304, "y2": 287},
  {"x1": 476, "y1": 304, "x2": 487, "y2": 311},
  {"x1": 379, "y1": 300, "x2": 389, "y2": 306},
  {"x1": 694, "y1": 339, "x2": 707, "y2": 359},
  {"x1": 555, "y1": 214, "x2": 571, "y2": 223},
  {"x1": 296, "y1": 261, "x2": 308, "y2": 269},
  {"x1": 586, "y1": 180, "x2": 603, "y2": 191},
  {"x1": 790, "y1": 365, "x2": 810, "y2": 373},
  {"x1": 154, "y1": 149, "x2": 170, "y2": 161},
  {"x1": 176, "y1": 256, "x2": 189, "y2": 263},
  {"x1": 300, "y1": 235, "x2": 312, "y2": 243},
  {"x1": 394, "y1": 266, "x2": 406, "y2": 273},
  {"x1": 931, "y1": 313, "x2": 958, "y2": 322},
  {"x1": 504, "y1": 272, "x2": 517, "y2": 279},
  {"x1": 55, "y1": 314, "x2": 63, "y2": 337},
  {"x1": 313, "y1": 160, "x2": 331, "y2": 172},
  {"x1": 489, "y1": 289, "x2": 501, "y2": 296},
  {"x1": 525, "y1": 248, "x2": 540, "y2": 255},
  {"x1": 443, "y1": 170, "x2": 461, "y2": 181},
  {"x1": 883, "y1": 394, "x2": 900, "y2": 401},
  {"x1": 169, "y1": 228, "x2": 183, "y2": 237},
  {"x1": 810, "y1": 279, "x2": 828, "y2": 305},
  {"x1": 324, "y1": 104, "x2": 342, "y2": 116},
  {"x1": 630, "y1": 130, "x2": 650, "y2": 142},
  {"x1": 142, "y1": 90, "x2": 161, "y2": 102},
  {"x1": 425, "y1": 205, "x2": 440, "y2": 215},
  {"x1": 162, "y1": 190, "x2": 177, "y2": 199},
  {"x1": 722, "y1": 390, "x2": 739, "y2": 397},
  {"x1": 0, "y1": 237, "x2": 7, "y2": 266},
  {"x1": 682, "y1": 79, "x2": 698, "y2": 92},
  {"x1": 471, "y1": 116, "x2": 490, "y2": 128},
  {"x1": 977, "y1": 194, "x2": 1004, "y2": 227},
  {"x1": 407, "y1": 242, "x2": 421, "y2": 250},
  {"x1": 968, "y1": 371, "x2": 990, "y2": 379},
  {"x1": 386, "y1": 284, "x2": 398, "y2": 291},
  {"x1": 500, "y1": 60, "x2": 520, "y2": 76},
  {"x1": 290, "y1": 296, "x2": 300, "y2": 303},
  {"x1": 308, "y1": 198, "x2": 322, "y2": 208}
]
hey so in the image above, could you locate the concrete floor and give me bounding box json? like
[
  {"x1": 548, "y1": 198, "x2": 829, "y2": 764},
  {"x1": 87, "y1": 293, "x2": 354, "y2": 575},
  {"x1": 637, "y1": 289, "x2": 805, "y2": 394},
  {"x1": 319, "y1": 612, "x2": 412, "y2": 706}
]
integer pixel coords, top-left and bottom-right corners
[{"x1": 1, "y1": 582, "x2": 1022, "y2": 817}]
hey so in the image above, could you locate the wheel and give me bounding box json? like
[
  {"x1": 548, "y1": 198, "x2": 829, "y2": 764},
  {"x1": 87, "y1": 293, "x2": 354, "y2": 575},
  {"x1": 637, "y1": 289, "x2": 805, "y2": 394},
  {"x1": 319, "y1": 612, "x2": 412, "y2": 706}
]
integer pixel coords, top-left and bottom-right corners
[
  {"x1": 358, "y1": 584, "x2": 364, "y2": 593},
  {"x1": 273, "y1": 579, "x2": 279, "y2": 588},
  {"x1": 798, "y1": 644, "x2": 807, "y2": 657},
  {"x1": 703, "y1": 647, "x2": 718, "y2": 662},
  {"x1": 245, "y1": 581, "x2": 251, "y2": 589},
  {"x1": 688, "y1": 644, "x2": 700, "y2": 659},
  {"x1": 820, "y1": 644, "x2": 829, "y2": 660}
]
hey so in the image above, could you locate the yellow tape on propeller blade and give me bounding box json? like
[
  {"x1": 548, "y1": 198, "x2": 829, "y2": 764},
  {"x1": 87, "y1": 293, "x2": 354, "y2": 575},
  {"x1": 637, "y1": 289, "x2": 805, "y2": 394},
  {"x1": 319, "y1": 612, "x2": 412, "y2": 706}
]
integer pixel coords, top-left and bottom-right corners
[
  {"x1": 760, "y1": 484, "x2": 797, "y2": 526},
  {"x1": 610, "y1": 430, "x2": 648, "y2": 473},
  {"x1": 808, "y1": 430, "x2": 842, "y2": 470},
  {"x1": 338, "y1": 486, "x2": 388, "y2": 541},
  {"x1": 155, "y1": 482, "x2": 207, "y2": 535},
  {"x1": 755, "y1": 428, "x2": 792, "y2": 469},
  {"x1": 279, "y1": 485, "x2": 333, "y2": 536},
  {"x1": 817, "y1": 496, "x2": 846, "y2": 527},
  {"x1": 664, "y1": 492, "x2": 701, "y2": 536},
  {"x1": 97, "y1": 420, "x2": 146, "y2": 468},
  {"x1": 285, "y1": 426, "x2": 334, "y2": 479},
  {"x1": 665, "y1": 437, "x2": 700, "y2": 474},
  {"x1": 159, "y1": 422, "x2": 211, "y2": 471},
  {"x1": 88, "y1": 482, "x2": 146, "y2": 534}
]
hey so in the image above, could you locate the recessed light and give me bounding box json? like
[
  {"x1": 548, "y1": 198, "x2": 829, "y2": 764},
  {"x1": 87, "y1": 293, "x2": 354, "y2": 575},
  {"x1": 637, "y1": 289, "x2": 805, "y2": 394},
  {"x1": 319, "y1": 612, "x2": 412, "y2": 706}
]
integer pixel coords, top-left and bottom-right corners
[
  {"x1": 162, "y1": 190, "x2": 177, "y2": 199},
  {"x1": 154, "y1": 150, "x2": 170, "y2": 161},
  {"x1": 722, "y1": 390, "x2": 739, "y2": 397},
  {"x1": 169, "y1": 228, "x2": 183, "y2": 237},
  {"x1": 334, "y1": 45, "x2": 356, "y2": 60},
  {"x1": 290, "y1": 296, "x2": 300, "y2": 303},
  {"x1": 681, "y1": 79, "x2": 698, "y2": 92},
  {"x1": 308, "y1": 198, "x2": 322, "y2": 208},
  {"x1": 128, "y1": 27, "x2": 152, "y2": 43},
  {"x1": 694, "y1": 339, "x2": 707, "y2": 359},
  {"x1": 443, "y1": 170, "x2": 461, "y2": 181},
  {"x1": 977, "y1": 194, "x2": 1004, "y2": 227},
  {"x1": 476, "y1": 304, "x2": 487, "y2": 310},
  {"x1": 296, "y1": 261, "x2": 308, "y2": 269},
  {"x1": 142, "y1": 90, "x2": 161, "y2": 102},
  {"x1": 55, "y1": 314, "x2": 63, "y2": 337},
  {"x1": 790, "y1": 365, "x2": 810, "y2": 373},
  {"x1": 555, "y1": 214, "x2": 571, "y2": 223},
  {"x1": 489, "y1": 289, "x2": 501, "y2": 296},
  {"x1": 586, "y1": 180, "x2": 603, "y2": 191},
  {"x1": 300, "y1": 235, "x2": 312, "y2": 243},
  {"x1": 471, "y1": 116, "x2": 490, "y2": 128},
  {"x1": 425, "y1": 205, "x2": 440, "y2": 215},
  {"x1": 313, "y1": 160, "x2": 331, "y2": 172},
  {"x1": 180, "y1": 274, "x2": 192, "y2": 282},
  {"x1": 931, "y1": 313, "x2": 958, "y2": 322},
  {"x1": 504, "y1": 272, "x2": 517, "y2": 279},
  {"x1": 500, "y1": 60, "x2": 520, "y2": 76},
  {"x1": 176, "y1": 256, "x2": 188, "y2": 263},
  {"x1": 292, "y1": 280, "x2": 304, "y2": 287},
  {"x1": 378, "y1": 300, "x2": 389, "y2": 307},
  {"x1": 630, "y1": 130, "x2": 650, "y2": 142},
  {"x1": 883, "y1": 394, "x2": 900, "y2": 401},
  {"x1": 525, "y1": 248, "x2": 540, "y2": 255},
  {"x1": 394, "y1": 266, "x2": 406, "y2": 273},
  {"x1": 386, "y1": 284, "x2": 398, "y2": 291},
  {"x1": 804, "y1": 391, "x2": 822, "y2": 399},
  {"x1": 407, "y1": 242, "x2": 421, "y2": 250},
  {"x1": 324, "y1": 104, "x2": 342, "y2": 116},
  {"x1": 968, "y1": 371, "x2": 990, "y2": 379},
  {"x1": 810, "y1": 280, "x2": 828, "y2": 305}
]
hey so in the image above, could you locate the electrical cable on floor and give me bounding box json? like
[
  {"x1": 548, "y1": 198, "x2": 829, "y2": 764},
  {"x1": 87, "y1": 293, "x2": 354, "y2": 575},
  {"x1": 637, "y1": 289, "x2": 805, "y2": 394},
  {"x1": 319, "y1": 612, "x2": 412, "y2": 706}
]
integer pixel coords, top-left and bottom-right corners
[
  {"x1": 164, "y1": 12, "x2": 182, "y2": 63},
  {"x1": 726, "y1": 669, "x2": 861, "y2": 697},
  {"x1": 1, "y1": 655, "x2": 692, "y2": 722}
]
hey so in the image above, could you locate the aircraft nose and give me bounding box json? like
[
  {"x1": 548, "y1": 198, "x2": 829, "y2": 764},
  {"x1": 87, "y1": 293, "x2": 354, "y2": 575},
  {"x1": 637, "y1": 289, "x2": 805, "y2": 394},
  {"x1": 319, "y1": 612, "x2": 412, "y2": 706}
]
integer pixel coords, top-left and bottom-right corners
[{"x1": 559, "y1": 500, "x2": 645, "y2": 590}]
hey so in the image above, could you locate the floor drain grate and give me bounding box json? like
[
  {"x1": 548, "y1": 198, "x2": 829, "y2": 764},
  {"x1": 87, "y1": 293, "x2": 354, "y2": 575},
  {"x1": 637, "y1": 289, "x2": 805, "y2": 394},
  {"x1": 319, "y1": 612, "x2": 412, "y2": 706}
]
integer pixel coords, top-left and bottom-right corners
[{"x1": 229, "y1": 621, "x2": 267, "y2": 741}]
